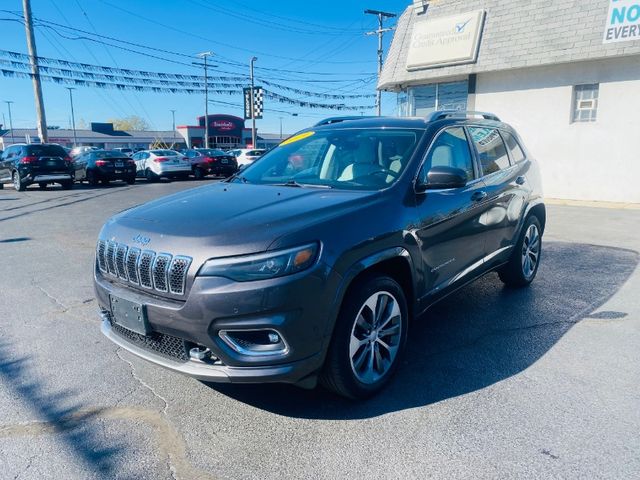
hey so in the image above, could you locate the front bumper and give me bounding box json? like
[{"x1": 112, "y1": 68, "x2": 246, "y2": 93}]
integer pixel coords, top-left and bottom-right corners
[{"x1": 95, "y1": 261, "x2": 340, "y2": 384}]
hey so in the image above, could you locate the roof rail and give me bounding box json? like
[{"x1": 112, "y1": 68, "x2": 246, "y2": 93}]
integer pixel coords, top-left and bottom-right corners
[
  {"x1": 314, "y1": 116, "x2": 375, "y2": 127},
  {"x1": 425, "y1": 110, "x2": 501, "y2": 123}
]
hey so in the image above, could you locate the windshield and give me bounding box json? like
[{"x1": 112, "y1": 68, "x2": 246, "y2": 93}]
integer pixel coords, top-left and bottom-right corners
[
  {"x1": 151, "y1": 150, "x2": 178, "y2": 156},
  {"x1": 237, "y1": 128, "x2": 420, "y2": 190}
]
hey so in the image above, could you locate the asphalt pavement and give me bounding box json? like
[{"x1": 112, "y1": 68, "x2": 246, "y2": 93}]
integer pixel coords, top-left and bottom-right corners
[{"x1": 0, "y1": 180, "x2": 638, "y2": 479}]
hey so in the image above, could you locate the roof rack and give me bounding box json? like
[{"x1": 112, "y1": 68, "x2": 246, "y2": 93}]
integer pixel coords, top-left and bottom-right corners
[
  {"x1": 314, "y1": 116, "x2": 375, "y2": 127},
  {"x1": 425, "y1": 110, "x2": 501, "y2": 123}
]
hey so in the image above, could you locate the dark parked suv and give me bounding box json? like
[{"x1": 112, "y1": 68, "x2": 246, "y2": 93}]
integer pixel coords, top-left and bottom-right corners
[
  {"x1": 0, "y1": 143, "x2": 74, "y2": 191},
  {"x1": 94, "y1": 111, "x2": 545, "y2": 399}
]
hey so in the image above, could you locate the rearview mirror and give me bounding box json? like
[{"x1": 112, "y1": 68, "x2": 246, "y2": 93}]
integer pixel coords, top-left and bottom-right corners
[{"x1": 416, "y1": 166, "x2": 467, "y2": 192}]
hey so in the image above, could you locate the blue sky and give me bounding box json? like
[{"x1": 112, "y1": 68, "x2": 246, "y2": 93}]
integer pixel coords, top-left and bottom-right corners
[{"x1": 0, "y1": 0, "x2": 408, "y2": 135}]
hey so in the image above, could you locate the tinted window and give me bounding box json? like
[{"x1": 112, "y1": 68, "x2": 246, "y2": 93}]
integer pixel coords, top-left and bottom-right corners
[
  {"x1": 25, "y1": 145, "x2": 67, "y2": 157},
  {"x1": 420, "y1": 127, "x2": 474, "y2": 182},
  {"x1": 468, "y1": 127, "x2": 510, "y2": 175},
  {"x1": 502, "y1": 132, "x2": 526, "y2": 163},
  {"x1": 197, "y1": 149, "x2": 225, "y2": 156},
  {"x1": 248, "y1": 150, "x2": 265, "y2": 156},
  {"x1": 95, "y1": 150, "x2": 128, "y2": 159},
  {"x1": 240, "y1": 129, "x2": 419, "y2": 191}
]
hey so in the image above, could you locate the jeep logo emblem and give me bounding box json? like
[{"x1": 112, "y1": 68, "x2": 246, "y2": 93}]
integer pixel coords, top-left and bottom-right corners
[{"x1": 132, "y1": 234, "x2": 151, "y2": 246}]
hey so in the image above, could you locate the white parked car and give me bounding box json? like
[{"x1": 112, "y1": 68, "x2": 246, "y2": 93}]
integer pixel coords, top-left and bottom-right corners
[
  {"x1": 228, "y1": 148, "x2": 266, "y2": 167},
  {"x1": 132, "y1": 149, "x2": 192, "y2": 182}
]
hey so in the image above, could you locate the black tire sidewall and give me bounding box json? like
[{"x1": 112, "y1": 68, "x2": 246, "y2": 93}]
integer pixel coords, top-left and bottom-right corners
[{"x1": 323, "y1": 275, "x2": 409, "y2": 399}]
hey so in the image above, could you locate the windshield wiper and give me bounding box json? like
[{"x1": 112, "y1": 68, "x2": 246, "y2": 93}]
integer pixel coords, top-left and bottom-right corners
[{"x1": 274, "y1": 180, "x2": 332, "y2": 189}]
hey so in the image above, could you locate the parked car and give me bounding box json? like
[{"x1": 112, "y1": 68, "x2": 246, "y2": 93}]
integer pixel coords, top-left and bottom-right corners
[
  {"x1": 132, "y1": 149, "x2": 191, "y2": 182},
  {"x1": 228, "y1": 148, "x2": 266, "y2": 167},
  {"x1": 0, "y1": 143, "x2": 74, "y2": 191},
  {"x1": 183, "y1": 148, "x2": 238, "y2": 179},
  {"x1": 74, "y1": 149, "x2": 136, "y2": 186},
  {"x1": 94, "y1": 111, "x2": 545, "y2": 399},
  {"x1": 70, "y1": 146, "x2": 98, "y2": 158},
  {"x1": 113, "y1": 147, "x2": 133, "y2": 157}
]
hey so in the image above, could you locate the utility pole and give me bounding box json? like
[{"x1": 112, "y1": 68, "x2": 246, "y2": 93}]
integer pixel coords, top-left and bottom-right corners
[
  {"x1": 170, "y1": 109, "x2": 176, "y2": 148},
  {"x1": 365, "y1": 9, "x2": 396, "y2": 116},
  {"x1": 65, "y1": 87, "x2": 77, "y2": 147},
  {"x1": 197, "y1": 51, "x2": 213, "y2": 148},
  {"x1": 23, "y1": 0, "x2": 48, "y2": 142},
  {"x1": 4, "y1": 101, "x2": 15, "y2": 145},
  {"x1": 250, "y1": 56, "x2": 257, "y2": 148},
  {"x1": 279, "y1": 116, "x2": 283, "y2": 140}
]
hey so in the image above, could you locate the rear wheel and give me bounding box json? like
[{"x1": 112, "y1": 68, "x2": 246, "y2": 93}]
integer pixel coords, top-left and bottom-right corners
[
  {"x1": 193, "y1": 167, "x2": 205, "y2": 180},
  {"x1": 0, "y1": 183, "x2": 4, "y2": 189},
  {"x1": 145, "y1": 169, "x2": 158, "y2": 182},
  {"x1": 60, "y1": 180, "x2": 73, "y2": 190},
  {"x1": 87, "y1": 170, "x2": 99, "y2": 186},
  {"x1": 320, "y1": 274, "x2": 408, "y2": 399},
  {"x1": 125, "y1": 176, "x2": 136, "y2": 185},
  {"x1": 38, "y1": 182, "x2": 48, "y2": 190},
  {"x1": 498, "y1": 215, "x2": 542, "y2": 287},
  {"x1": 13, "y1": 172, "x2": 26, "y2": 191}
]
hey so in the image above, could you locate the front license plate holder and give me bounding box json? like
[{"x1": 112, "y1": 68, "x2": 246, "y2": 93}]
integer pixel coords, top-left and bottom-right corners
[{"x1": 110, "y1": 295, "x2": 149, "y2": 335}]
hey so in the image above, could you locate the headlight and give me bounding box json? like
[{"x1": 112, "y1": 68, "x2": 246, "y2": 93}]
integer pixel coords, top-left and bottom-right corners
[{"x1": 198, "y1": 243, "x2": 319, "y2": 281}]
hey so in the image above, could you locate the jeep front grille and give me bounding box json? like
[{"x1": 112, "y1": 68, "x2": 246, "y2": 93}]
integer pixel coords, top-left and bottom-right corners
[{"x1": 97, "y1": 240, "x2": 192, "y2": 296}]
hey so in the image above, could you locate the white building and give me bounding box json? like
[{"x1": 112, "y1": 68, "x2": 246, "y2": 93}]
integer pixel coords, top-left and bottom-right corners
[{"x1": 380, "y1": 0, "x2": 640, "y2": 203}]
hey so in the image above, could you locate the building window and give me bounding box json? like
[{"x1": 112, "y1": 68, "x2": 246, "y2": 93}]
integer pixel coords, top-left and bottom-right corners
[
  {"x1": 572, "y1": 84, "x2": 599, "y2": 123},
  {"x1": 397, "y1": 80, "x2": 468, "y2": 117}
]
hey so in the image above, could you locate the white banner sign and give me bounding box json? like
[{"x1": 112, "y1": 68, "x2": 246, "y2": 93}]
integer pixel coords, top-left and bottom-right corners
[
  {"x1": 603, "y1": 0, "x2": 640, "y2": 43},
  {"x1": 406, "y1": 10, "x2": 485, "y2": 71}
]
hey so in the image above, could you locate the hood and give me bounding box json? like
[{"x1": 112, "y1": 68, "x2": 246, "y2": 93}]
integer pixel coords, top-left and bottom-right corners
[{"x1": 101, "y1": 182, "x2": 380, "y2": 258}]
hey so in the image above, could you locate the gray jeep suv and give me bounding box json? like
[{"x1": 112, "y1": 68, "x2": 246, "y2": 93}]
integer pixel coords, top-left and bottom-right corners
[{"x1": 95, "y1": 111, "x2": 545, "y2": 399}]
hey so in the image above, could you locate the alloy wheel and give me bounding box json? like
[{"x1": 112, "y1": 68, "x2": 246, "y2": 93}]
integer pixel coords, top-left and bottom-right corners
[
  {"x1": 349, "y1": 291, "x2": 402, "y2": 384},
  {"x1": 521, "y1": 223, "x2": 540, "y2": 279}
]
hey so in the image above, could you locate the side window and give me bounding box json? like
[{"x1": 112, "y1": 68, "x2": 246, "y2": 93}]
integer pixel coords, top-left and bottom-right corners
[
  {"x1": 468, "y1": 127, "x2": 510, "y2": 175},
  {"x1": 420, "y1": 127, "x2": 474, "y2": 182},
  {"x1": 502, "y1": 132, "x2": 526, "y2": 163}
]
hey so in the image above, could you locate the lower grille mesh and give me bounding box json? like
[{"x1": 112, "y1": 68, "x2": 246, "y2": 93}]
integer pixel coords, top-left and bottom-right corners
[{"x1": 110, "y1": 321, "x2": 189, "y2": 362}]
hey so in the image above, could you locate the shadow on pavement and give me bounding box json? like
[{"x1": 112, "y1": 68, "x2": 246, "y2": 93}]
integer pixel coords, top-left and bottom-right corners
[
  {"x1": 206, "y1": 241, "x2": 639, "y2": 419},
  {"x1": 0, "y1": 339, "x2": 122, "y2": 474}
]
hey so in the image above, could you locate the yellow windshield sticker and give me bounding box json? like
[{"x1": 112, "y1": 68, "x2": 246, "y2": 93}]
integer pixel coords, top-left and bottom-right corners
[{"x1": 280, "y1": 131, "x2": 315, "y2": 146}]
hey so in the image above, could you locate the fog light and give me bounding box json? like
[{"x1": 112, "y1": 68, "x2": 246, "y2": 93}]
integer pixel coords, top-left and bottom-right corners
[{"x1": 268, "y1": 332, "x2": 280, "y2": 344}]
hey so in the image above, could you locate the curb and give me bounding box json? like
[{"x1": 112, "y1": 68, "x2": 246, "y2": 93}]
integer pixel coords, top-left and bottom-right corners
[{"x1": 545, "y1": 198, "x2": 640, "y2": 210}]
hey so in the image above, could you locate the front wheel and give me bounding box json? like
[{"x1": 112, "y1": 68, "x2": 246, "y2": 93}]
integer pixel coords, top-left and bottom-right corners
[
  {"x1": 60, "y1": 180, "x2": 73, "y2": 190},
  {"x1": 498, "y1": 215, "x2": 542, "y2": 287},
  {"x1": 320, "y1": 275, "x2": 408, "y2": 399},
  {"x1": 38, "y1": 182, "x2": 48, "y2": 190},
  {"x1": 87, "y1": 170, "x2": 99, "y2": 186},
  {"x1": 145, "y1": 169, "x2": 158, "y2": 182},
  {"x1": 193, "y1": 167, "x2": 205, "y2": 180}
]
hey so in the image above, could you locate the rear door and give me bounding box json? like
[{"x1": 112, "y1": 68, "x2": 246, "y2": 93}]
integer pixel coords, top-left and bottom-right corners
[
  {"x1": 414, "y1": 126, "x2": 491, "y2": 298},
  {"x1": 467, "y1": 126, "x2": 524, "y2": 262}
]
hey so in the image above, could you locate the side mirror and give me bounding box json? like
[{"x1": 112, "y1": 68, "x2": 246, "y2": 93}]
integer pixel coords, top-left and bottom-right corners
[{"x1": 416, "y1": 166, "x2": 467, "y2": 192}]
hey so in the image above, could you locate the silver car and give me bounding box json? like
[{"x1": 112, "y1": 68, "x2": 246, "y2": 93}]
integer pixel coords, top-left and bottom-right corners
[{"x1": 132, "y1": 149, "x2": 192, "y2": 182}]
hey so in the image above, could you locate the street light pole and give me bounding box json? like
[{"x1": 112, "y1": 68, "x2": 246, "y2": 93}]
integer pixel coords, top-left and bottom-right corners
[
  {"x1": 279, "y1": 116, "x2": 283, "y2": 140},
  {"x1": 4, "y1": 101, "x2": 15, "y2": 145},
  {"x1": 170, "y1": 109, "x2": 176, "y2": 148},
  {"x1": 250, "y1": 56, "x2": 257, "y2": 148},
  {"x1": 365, "y1": 9, "x2": 396, "y2": 116},
  {"x1": 197, "y1": 51, "x2": 213, "y2": 148},
  {"x1": 65, "y1": 87, "x2": 77, "y2": 147}
]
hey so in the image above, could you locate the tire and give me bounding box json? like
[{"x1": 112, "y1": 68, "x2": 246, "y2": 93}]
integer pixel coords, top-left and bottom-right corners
[
  {"x1": 193, "y1": 167, "x2": 205, "y2": 180},
  {"x1": 13, "y1": 172, "x2": 26, "y2": 191},
  {"x1": 0, "y1": 183, "x2": 4, "y2": 189},
  {"x1": 125, "y1": 176, "x2": 136, "y2": 185},
  {"x1": 498, "y1": 215, "x2": 542, "y2": 287},
  {"x1": 100, "y1": 178, "x2": 110, "y2": 186},
  {"x1": 60, "y1": 180, "x2": 73, "y2": 190},
  {"x1": 320, "y1": 274, "x2": 408, "y2": 399},
  {"x1": 87, "y1": 170, "x2": 99, "y2": 186},
  {"x1": 145, "y1": 169, "x2": 158, "y2": 182},
  {"x1": 38, "y1": 182, "x2": 48, "y2": 190}
]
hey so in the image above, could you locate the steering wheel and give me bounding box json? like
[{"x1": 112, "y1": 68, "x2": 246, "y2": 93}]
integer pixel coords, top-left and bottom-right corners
[{"x1": 351, "y1": 168, "x2": 400, "y2": 183}]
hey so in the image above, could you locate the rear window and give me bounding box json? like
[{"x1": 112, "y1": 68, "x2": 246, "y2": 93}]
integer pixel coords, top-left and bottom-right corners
[
  {"x1": 197, "y1": 149, "x2": 226, "y2": 156},
  {"x1": 95, "y1": 150, "x2": 128, "y2": 159},
  {"x1": 502, "y1": 132, "x2": 526, "y2": 163},
  {"x1": 248, "y1": 150, "x2": 265, "y2": 156},
  {"x1": 25, "y1": 145, "x2": 67, "y2": 157},
  {"x1": 151, "y1": 150, "x2": 178, "y2": 156}
]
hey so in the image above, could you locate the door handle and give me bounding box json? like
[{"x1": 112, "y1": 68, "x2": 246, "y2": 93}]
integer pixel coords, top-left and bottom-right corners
[
  {"x1": 471, "y1": 191, "x2": 488, "y2": 202},
  {"x1": 516, "y1": 176, "x2": 526, "y2": 185}
]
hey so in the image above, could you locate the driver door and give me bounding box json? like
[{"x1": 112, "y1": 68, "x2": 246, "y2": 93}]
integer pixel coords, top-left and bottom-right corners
[{"x1": 414, "y1": 126, "x2": 491, "y2": 299}]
